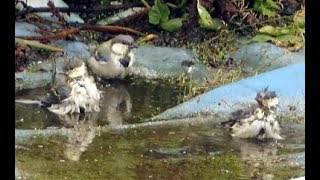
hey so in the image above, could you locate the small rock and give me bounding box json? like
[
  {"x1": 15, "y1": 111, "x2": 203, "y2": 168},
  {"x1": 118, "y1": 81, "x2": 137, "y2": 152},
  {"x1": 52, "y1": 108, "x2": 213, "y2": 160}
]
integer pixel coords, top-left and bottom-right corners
[
  {"x1": 15, "y1": 22, "x2": 42, "y2": 37},
  {"x1": 129, "y1": 46, "x2": 214, "y2": 84},
  {"x1": 230, "y1": 42, "x2": 304, "y2": 72},
  {"x1": 20, "y1": 0, "x2": 84, "y2": 23}
]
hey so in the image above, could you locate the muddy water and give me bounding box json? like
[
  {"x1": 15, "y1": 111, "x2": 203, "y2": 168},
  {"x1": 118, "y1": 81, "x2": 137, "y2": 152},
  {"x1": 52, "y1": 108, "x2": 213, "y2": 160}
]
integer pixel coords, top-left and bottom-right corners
[{"x1": 15, "y1": 81, "x2": 305, "y2": 180}]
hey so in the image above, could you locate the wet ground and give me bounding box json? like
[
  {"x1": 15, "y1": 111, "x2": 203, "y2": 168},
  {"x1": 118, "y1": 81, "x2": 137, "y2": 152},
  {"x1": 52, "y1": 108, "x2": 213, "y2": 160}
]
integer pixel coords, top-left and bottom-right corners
[{"x1": 15, "y1": 80, "x2": 304, "y2": 179}]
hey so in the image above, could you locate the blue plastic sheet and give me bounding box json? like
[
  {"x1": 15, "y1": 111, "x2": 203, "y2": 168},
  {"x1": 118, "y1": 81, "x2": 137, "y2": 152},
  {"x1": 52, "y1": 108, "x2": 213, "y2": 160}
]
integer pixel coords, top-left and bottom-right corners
[{"x1": 150, "y1": 63, "x2": 305, "y2": 121}]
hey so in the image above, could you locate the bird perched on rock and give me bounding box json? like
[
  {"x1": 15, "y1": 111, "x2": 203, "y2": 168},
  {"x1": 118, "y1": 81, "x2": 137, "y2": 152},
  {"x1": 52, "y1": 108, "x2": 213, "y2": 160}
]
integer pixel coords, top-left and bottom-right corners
[
  {"x1": 87, "y1": 34, "x2": 136, "y2": 80},
  {"x1": 181, "y1": 60, "x2": 195, "y2": 74},
  {"x1": 42, "y1": 57, "x2": 102, "y2": 115},
  {"x1": 221, "y1": 87, "x2": 283, "y2": 140}
]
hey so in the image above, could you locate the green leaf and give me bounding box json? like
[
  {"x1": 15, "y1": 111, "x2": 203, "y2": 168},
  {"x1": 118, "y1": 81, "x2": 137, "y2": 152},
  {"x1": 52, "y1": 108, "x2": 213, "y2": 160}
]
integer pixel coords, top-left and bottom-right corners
[
  {"x1": 160, "y1": 18, "x2": 184, "y2": 32},
  {"x1": 157, "y1": 1, "x2": 170, "y2": 22},
  {"x1": 265, "y1": 0, "x2": 281, "y2": 10},
  {"x1": 258, "y1": 25, "x2": 275, "y2": 34},
  {"x1": 278, "y1": 27, "x2": 294, "y2": 35},
  {"x1": 277, "y1": 34, "x2": 303, "y2": 43},
  {"x1": 148, "y1": 6, "x2": 161, "y2": 25},
  {"x1": 249, "y1": 34, "x2": 274, "y2": 43},
  {"x1": 197, "y1": 0, "x2": 213, "y2": 27},
  {"x1": 253, "y1": 0, "x2": 280, "y2": 17},
  {"x1": 200, "y1": 18, "x2": 225, "y2": 31},
  {"x1": 261, "y1": 7, "x2": 276, "y2": 17},
  {"x1": 253, "y1": 1, "x2": 263, "y2": 10},
  {"x1": 259, "y1": 25, "x2": 295, "y2": 36},
  {"x1": 148, "y1": 0, "x2": 170, "y2": 25}
]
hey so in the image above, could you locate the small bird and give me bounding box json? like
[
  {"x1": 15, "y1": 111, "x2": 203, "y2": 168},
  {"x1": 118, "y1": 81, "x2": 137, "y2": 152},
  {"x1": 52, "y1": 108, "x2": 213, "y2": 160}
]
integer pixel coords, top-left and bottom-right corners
[
  {"x1": 43, "y1": 57, "x2": 102, "y2": 115},
  {"x1": 181, "y1": 60, "x2": 195, "y2": 74},
  {"x1": 87, "y1": 34, "x2": 136, "y2": 80},
  {"x1": 221, "y1": 87, "x2": 283, "y2": 140}
]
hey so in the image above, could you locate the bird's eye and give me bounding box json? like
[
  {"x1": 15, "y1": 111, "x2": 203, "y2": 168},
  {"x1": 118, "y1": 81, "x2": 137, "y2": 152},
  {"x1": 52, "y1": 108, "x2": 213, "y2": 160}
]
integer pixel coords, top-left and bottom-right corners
[
  {"x1": 95, "y1": 51, "x2": 103, "y2": 61},
  {"x1": 57, "y1": 86, "x2": 70, "y2": 100},
  {"x1": 269, "y1": 91, "x2": 276, "y2": 98}
]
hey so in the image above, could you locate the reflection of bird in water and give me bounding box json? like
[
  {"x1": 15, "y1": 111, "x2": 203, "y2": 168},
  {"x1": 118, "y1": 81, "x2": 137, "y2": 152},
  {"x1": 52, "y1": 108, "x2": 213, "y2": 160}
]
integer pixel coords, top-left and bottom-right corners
[
  {"x1": 221, "y1": 87, "x2": 283, "y2": 140},
  {"x1": 56, "y1": 112, "x2": 99, "y2": 128},
  {"x1": 235, "y1": 139, "x2": 279, "y2": 179},
  {"x1": 184, "y1": 131, "x2": 280, "y2": 179},
  {"x1": 48, "y1": 122, "x2": 96, "y2": 162},
  {"x1": 42, "y1": 57, "x2": 102, "y2": 115},
  {"x1": 63, "y1": 125, "x2": 96, "y2": 161},
  {"x1": 87, "y1": 34, "x2": 136, "y2": 80},
  {"x1": 99, "y1": 83, "x2": 132, "y2": 126}
]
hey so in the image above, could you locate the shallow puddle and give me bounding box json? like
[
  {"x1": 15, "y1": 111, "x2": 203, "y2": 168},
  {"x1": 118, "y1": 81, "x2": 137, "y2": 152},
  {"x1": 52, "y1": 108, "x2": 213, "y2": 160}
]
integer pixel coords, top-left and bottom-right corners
[
  {"x1": 15, "y1": 123, "x2": 305, "y2": 179},
  {"x1": 15, "y1": 80, "x2": 184, "y2": 129},
  {"x1": 15, "y1": 81, "x2": 304, "y2": 179}
]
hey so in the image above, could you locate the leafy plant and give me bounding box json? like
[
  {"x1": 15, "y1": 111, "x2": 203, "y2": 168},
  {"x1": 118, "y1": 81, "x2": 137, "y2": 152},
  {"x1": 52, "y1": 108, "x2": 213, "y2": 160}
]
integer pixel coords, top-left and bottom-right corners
[
  {"x1": 160, "y1": 18, "x2": 185, "y2": 32},
  {"x1": 247, "y1": 20, "x2": 304, "y2": 51},
  {"x1": 253, "y1": 0, "x2": 281, "y2": 17},
  {"x1": 196, "y1": 0, "x2": 224, "y2": 31},
  {"x1": 148, "y1": 0, "x2": 225, "y2": 32},
  {"x1": 247, "y1": 5, "x2": 304, "y2": 51},
  {"x1": 148, "y1": 0, "x2": 170, "y2": 25},
  {"x1": 148, "y1": 0, "x2": 184, "y2": 32}
]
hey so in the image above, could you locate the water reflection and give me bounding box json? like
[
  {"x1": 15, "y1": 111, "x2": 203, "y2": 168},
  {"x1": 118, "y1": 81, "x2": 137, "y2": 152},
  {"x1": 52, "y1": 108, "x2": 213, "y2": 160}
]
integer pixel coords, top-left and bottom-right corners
[
  {"x1": 181, "y1": 126, "x2": 304, "y2": 179},
  {"x1": 43, "y1": 113, "x2": 98, "y2": 162},
  {"x1": 15, "y1": 120, "x2": 304, "y2": 179},
  {"x1": 15, "y1": 79, "x2": 183, "y2": 129},
  {"x1": 15, "y1": 82, "x2": 133, "y2": 129},
  {"x1": 15, "y1": 83, "x2": 304, "y2": 179},
  {"x1": 99, "y1": 83, "x2": 132, "y2": 126},
  {"x1": 51, "y1": 83, "x2": 133, "y2": 161},
  {"x1": 235, "y1": 139, "x2": 279, "y2": 179},
  {"x1": 63, "y1": 124, "x2": 96, "y2": 162},
  {"x1": 56, "y1": 112, "x2": 99, "y2": 128}
]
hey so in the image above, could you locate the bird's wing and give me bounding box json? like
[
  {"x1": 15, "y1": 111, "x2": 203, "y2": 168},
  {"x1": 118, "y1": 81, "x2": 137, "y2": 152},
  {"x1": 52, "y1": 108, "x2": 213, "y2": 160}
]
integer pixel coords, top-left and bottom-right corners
[
  {"x1": 15, "y1": 99, "x2": 43, "y2": 105},
  {"x1": 221, "y1": 106, "x2": 256, "y2": 126}
]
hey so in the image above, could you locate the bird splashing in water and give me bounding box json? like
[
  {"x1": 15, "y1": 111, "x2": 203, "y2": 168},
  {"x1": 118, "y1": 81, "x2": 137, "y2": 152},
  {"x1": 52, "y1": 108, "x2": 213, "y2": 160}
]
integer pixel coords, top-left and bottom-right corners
[
  {"x1": 221, "y1": 87, "x2": 283, "y2": 140},
  {"x1": 44, "y1": 58, "x2": 102, "y2": 115}
]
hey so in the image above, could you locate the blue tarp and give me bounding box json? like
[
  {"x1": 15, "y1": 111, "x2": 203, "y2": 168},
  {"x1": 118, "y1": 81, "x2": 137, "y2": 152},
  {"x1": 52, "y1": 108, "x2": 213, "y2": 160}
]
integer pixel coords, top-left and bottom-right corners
[{"x1": 149, "y1": 63, "x2": 305, "y2": 121}]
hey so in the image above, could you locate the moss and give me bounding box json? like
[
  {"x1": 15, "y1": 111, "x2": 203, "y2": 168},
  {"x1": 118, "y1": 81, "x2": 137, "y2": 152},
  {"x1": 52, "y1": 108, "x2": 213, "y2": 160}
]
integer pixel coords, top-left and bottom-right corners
[
  {"x1": 276, "y1": 147, "x2": 304, "y2": 156},
  {"x1": 280, "y1": 114, "x2": 305, "y2": 124},
  {"x1": 16, "y1": 121, "x2": 304, "y2": 179},
  {"x1": 135, "y1": 152, "x2": 251, "y2": 179},
  {"x1": 270, "y1": 166, "x2": 304, "y2": 180},
  {"x1": 186, "y1": 153, "x2": 251, "y2": 179}
]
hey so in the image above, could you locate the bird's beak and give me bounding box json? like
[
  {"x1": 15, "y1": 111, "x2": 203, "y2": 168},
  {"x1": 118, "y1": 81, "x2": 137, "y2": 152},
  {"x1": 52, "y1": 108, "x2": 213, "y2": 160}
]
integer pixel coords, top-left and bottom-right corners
[
  {"x1": 119, "y1": 56, "x2": 130, "y2": 67},
  {"x1": 129, "y1": 43, "x2": 138, "y2": 49}
]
